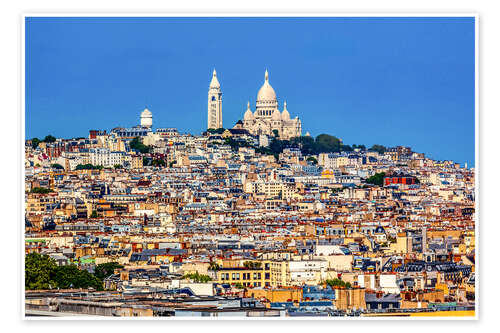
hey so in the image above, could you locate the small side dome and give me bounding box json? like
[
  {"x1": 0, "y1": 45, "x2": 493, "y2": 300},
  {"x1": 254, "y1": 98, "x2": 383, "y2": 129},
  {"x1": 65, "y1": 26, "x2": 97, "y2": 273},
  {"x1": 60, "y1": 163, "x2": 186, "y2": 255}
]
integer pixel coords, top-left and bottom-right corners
[
  {"x1": 244, "y1": 101, "x2": 254, "y2": 120},
  {"x1": 282, "y1": 101, "x2": 290, "y2": 120}
]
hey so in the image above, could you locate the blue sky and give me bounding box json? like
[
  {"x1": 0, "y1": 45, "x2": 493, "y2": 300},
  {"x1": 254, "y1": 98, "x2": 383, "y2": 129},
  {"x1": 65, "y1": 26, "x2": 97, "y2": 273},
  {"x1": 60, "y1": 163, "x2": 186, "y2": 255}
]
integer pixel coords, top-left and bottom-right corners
[{"x1": 25, "y1": 17, "x2": 475, "y2": 165}]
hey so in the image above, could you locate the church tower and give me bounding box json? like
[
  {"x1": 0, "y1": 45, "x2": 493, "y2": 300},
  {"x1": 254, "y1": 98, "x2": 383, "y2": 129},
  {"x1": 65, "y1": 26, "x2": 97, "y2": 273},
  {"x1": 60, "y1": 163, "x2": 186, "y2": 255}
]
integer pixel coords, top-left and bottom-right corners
[{"x1": 208, "y1": 69, "x2": 223, "y2": 129}]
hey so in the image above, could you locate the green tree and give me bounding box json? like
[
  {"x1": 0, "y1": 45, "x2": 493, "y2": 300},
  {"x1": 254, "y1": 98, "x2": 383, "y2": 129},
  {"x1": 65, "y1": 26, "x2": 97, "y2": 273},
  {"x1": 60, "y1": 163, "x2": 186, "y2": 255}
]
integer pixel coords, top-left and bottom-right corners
[
  {"x1": 272, "y1": 129, "x2": 279, "y2": 138},
  {"x1": 113, "y1": 164, "x2": 122, "y2": 169},
  {"x1": 365, "y1": 172, "x2": 386, "y2": 186},
  {"x1": 352, "y1": 144, "x2": 366, "y2": 150},
  {"x1": 51, "y1": 163, "x2": 64, "y2": 170},
  {"x1": 268, "y1": 138, "x2": 288, "y2": 155},
  {"x1": 31, "y1": 138, "x2": 41, "y2": 149},
  {"x1": 94, "y1": 262, "x2": 124, "y2": 280},
  {"x1": 306, "y1": 156, "x2": 318, "y2": 165},
  {"x1": 326, "y1": 278, "x2": 352, "y2": 289},
  {"x1": 341, "y1": 144, "x2": 353, "y2": 152},
  {"x1": 130, "y1": 137, "x2": 152, "y2": 154},
  {"x1": 152, "y1": 159, "x2": 166, "y2": 167},
  {"x1": 224, "y1": 137, "x2": 252, "y2": 151},
  {"x1": 43, "y1": 135, "x2": 56, "y2": 143},
  {"x1": 207, "y1": 128, "x2": 225, "y2": 134},
  {"x1": 25, "y1": 253, "x2": 57, "y2": 290},
  {"x1": 30, "y1": 187, "x2": 52, "y2": 194},
  {"x1": 90, "y1": 211, "x2": 98, "y2": 218},
  {"x1": 370, "y1": 144, "x2": 387, "y2": 154},
  {"x1": 243, "y1": 261, "x2": 262, "y2": 269},
  {"x1": 315, "y1": 134, "x2": 343, "y2": 153},
  {"x1": 290, "y1": 136, "x2": 316, "y2": 155},
  {"x1": 234, "y1": 282, "x2": 245, "y2": 289},
  {"x1": 208, "y1": 262, "x2": 220, "y2": 271},
  {"x1": 75, "y1": 164, "x2": 102, "y2": 170},
  {"x1": 52, "y1": 265, "x2": 103, "y2": 290},
  {"x1": 182, "y1": 272, "x2": 212, "y2": 283}
]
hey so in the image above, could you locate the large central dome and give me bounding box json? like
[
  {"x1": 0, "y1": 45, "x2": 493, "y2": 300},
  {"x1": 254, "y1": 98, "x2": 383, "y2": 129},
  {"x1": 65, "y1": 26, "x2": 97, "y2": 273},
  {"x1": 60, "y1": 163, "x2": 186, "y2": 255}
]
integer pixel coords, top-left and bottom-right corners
[{"x1": 257, "y1": 70, "x2": 277, "y2": 102}]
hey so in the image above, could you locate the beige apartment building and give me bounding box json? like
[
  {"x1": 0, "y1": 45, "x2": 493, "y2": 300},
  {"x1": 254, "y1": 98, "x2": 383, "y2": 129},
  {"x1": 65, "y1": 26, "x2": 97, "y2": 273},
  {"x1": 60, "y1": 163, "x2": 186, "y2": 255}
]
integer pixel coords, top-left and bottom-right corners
[{"x1": 244, "y1": 181, "x2": 296, "y2": 199}]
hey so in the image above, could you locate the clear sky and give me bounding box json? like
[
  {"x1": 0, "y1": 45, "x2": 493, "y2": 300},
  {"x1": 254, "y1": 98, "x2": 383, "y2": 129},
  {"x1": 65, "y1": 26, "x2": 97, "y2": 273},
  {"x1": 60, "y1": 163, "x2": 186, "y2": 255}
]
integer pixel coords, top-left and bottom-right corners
[{"x1": 25, "y1": 17, "x2": 475, "y2": 166}]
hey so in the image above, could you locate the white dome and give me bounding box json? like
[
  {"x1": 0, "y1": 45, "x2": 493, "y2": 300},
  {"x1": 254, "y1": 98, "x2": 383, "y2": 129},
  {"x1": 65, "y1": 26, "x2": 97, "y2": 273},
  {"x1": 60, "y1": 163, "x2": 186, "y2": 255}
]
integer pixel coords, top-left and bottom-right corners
[
  {"x1": 257, "y1": 70, "x2": 277, "y2": 101},
  {"x1": 244, "y1": 102, "x2": 254, "y2": 120},
  {"x1": 209, "y1": 69, "x2": 220, "y2": 89},
  {"x1": 281, "y1": 101, "x2": 290, "y2": 120},
  {"x1": 141, "y1": 108, "x2": 152, "y2": 116}
]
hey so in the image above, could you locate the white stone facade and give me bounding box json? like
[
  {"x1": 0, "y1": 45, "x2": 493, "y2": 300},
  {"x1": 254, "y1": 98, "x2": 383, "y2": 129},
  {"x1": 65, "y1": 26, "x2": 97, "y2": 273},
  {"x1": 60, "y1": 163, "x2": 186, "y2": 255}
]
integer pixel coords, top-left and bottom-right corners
[
  {"x1": 140, "y1": 108, "x2": 153, "y2": 128},
  {"x1": 207, "y1": 69, "x2": 223, "y2": 129},
  {"x1": 241, "y1": 70, "x2": 302, "y2": 140},
  {"x1": 89, "y1": 148, "x2": 126, "y2": 167}
]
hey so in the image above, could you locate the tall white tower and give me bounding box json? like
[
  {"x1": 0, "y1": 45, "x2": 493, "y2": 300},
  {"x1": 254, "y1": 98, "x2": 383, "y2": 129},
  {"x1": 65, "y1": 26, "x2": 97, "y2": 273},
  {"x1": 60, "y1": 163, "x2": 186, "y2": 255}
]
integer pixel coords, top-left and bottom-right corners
[{"x1": 208, "y1": 69, "x2": 223, "y2": 130}]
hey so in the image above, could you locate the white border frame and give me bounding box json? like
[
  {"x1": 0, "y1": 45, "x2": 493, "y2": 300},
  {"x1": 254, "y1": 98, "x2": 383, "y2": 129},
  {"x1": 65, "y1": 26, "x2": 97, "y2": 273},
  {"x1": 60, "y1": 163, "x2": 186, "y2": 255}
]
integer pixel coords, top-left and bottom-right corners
[{"x1": 20, "y1": 13, "x2": 479, "y2": 321}]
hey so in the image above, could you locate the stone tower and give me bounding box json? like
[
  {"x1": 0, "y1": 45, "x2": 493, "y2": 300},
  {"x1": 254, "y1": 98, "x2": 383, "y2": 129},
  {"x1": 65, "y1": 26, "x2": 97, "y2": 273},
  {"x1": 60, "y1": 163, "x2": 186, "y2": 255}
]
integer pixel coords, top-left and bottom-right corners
[{"x1": 208, "y1": 69, "x2": 223, "y2": 129}]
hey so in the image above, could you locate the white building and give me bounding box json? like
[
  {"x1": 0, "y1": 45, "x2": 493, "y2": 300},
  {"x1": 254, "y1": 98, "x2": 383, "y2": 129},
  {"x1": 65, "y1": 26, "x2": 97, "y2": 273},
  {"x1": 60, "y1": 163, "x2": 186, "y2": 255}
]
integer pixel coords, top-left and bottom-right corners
[
  {"x1": 89, "y1": 148, "x2": 126, "y2": 167},
  {"x1": 241, "y1": 70, "x2": 302, "y2": 140},
  {"x1": 357, "y1": 273, "x2": 400, "y2": 294},
  {"x1": 288, "y1": 259, "x2": 328, "y2": 285},
  {"x1": 207, "y1": 69, "x2": 223, "y2": 129},
  {"x1": 318, "y1": 153, "x2": 348, "y2": 169},
  {"x1": 140, "y1": 107, "x2": 153, "y2": 128}
]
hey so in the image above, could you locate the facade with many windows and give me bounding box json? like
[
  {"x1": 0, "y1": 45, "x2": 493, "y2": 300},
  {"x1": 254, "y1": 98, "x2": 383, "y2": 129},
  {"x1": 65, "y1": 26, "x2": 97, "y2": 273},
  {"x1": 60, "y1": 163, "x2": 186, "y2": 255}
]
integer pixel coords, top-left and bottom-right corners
[{"x1": 89, "y1": 148, "x2": 126, "y2": 167}]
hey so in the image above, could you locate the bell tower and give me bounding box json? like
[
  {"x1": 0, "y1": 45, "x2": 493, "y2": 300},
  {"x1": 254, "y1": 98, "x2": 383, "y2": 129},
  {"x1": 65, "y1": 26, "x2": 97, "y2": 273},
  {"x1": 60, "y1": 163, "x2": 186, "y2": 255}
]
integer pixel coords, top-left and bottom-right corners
[{"x1": 208, "y1": 69, "x2": 223, "y2": 130}]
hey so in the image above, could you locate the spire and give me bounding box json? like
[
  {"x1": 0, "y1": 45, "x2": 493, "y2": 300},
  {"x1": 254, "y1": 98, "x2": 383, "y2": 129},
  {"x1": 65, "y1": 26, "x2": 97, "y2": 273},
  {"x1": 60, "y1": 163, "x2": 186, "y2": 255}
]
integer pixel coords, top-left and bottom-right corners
[
  {"x1": 265, "y1": 69, "x2": 269, "y2": 81},
  {"x1": 282, "y1": 100, "x2": 290, "y2": 120},
  {"x1": 247, "y1": 101, "x2": 250, "y2": 109},
  {"x1": 209, "y1": 69, "x2": 220, "y2": 89}
]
